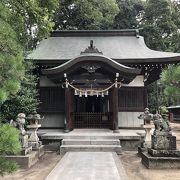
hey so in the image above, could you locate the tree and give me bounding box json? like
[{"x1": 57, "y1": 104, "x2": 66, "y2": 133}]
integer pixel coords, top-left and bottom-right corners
[
  {"x1": 0, "y1": 124, "x2": 21, "y2": 176},
  {"x1": 160, "y1": 65, "x2": 180, "y2": 105},
  {"x1": 0, "y1": 1, "x2": 59, "y2": 175},
  {"x1": 1, "y1": 61, "x2": 40, "y2": 122},
  {"x1": 113, "y1": 0, "x2": 144, "y2": 29},
  {"x1": 0, "y1": 2, "x2": 24, "y2": 103},
  {"x1": 147, "y1": 82, "x2": 157, "y2": 113},
  {"x1": 54, "y1": 0, "x2": 119, "y2": 30},
  {"x1": 141, "y1": 0, "x2": 178, "y2": 51},
  {"x1": 169, "y1": 1, "x2": 180, "y2": 52},
  {"x1": 3, "y1": 0, "x2": 59, "y2": 50},
  {"x1": 0, "y1": 0, "x2": 60, "y2": 121}
]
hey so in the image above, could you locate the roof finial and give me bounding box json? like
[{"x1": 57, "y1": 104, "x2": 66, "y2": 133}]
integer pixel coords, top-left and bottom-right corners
[{"x1": 80, "y1": 40, "x2": 103, "y2": 54}]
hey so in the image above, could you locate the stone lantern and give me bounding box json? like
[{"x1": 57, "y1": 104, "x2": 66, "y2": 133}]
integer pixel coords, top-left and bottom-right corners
[{"x1": 26, "y1": 112, "x2": 43, "y2": 149}]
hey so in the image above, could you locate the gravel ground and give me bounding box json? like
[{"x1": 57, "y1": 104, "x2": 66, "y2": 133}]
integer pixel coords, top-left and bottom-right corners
[
  {"x1": 120, "y1": 151, "x2": 180, "y2": 180},
  {"x1": 120, "y1": 122, "x2": 180, "y2": 180},
  {"x1": 0, "y1": 152, "x2": 62, "y2": 180},
  {"x1": 1, "y1": 122, "x2": 180, "y2": 180}
]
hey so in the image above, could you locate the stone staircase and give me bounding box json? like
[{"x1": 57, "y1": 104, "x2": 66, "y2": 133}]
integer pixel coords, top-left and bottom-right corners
[{"x1": 60, "y1": 138, "x2": 122, "y2": 155}]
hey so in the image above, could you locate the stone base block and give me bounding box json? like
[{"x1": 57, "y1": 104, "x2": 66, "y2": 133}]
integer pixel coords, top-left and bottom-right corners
[
  {"x1": 21, "y1": 146, "x2": 32, "y2": 155},
  {"x1": 121, "y1": 140, "x2": 141, "y2": 151},
  {"x1": 5, "y1": 151, "x2": 39, "y2": 169},
  {"x1": 33, "y1": 145, "x2": 45, "y2": 158},
  {"x1": 148, "y1": 148, "x2": 180, "y2": 157},
  {"x1": 152, "y1": 135, "x2": 176, "y2": 150},
  {"x1": 141, "y1": 152, "x2": 180, "y2": 169},
  {"x1": 137, "y1": 146, "x2": 146, "y2": 157}
]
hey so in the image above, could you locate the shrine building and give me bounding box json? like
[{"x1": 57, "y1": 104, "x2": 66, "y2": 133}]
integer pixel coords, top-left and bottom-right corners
[{"x1": 27, "y1": 30, "x2": 180, "y2": 131}]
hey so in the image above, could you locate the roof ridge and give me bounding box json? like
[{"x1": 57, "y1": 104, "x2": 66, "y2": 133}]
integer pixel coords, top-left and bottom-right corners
[{"x1": 50, "y1": 29, "x2": 139, "y2": 37}]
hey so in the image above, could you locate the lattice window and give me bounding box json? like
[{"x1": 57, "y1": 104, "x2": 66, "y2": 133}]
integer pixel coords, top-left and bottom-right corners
[
  {"x1": 39, "y1": 87, "x2": 65, "y2": 112},
  {"x1": 118, "y1": 87, "x2": 146, "y2": 111}
]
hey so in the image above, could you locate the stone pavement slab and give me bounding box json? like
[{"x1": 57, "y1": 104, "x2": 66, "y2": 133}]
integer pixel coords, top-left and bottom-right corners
[{"x1": 45, "y1": 152, "x2": 128, "y2": 180}]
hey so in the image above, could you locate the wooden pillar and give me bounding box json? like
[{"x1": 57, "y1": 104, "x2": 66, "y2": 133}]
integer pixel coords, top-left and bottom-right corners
[
  {"x1": 65, "y1": 88, "x2": 74, "y2": 131},
  {"x1": 109, "y1": 87, "x2": 119, "y2": 132}
]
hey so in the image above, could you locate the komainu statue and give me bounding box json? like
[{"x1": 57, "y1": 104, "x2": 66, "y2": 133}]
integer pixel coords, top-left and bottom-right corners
[
  {"x1": 153, "y1": 114, "x2": 172, "y2": 136},
  {"x1": 10, "y1": 113, "x2": 26, "y2": 135}
]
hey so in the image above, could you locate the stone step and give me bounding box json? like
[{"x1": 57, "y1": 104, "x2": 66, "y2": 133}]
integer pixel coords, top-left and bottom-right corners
[
  {"x1": 59, "y1": 135, "x2": 121, "y2": 140},
  {"x1": 62, "y1": 139, "x2": 120, "y2": 145},
  {"x1": 60, "y1": 145, "x2": 122, "y2": 155}
]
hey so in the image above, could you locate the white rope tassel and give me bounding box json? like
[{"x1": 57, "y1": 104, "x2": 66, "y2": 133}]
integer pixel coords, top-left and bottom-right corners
[
  {"x1": 75, "y1": 89, "x2": 78, "y2": 95},
  {"x1": 101, "y1": 92, "x2": 104, "y2": 97},
  {"x1": 85, "y1": 90, "x2": 88, "y2": 97}
]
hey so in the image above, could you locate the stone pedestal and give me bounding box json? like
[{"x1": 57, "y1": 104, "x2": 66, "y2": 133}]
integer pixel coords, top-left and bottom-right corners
[
  {"x1": 143, "y1": 124, "x2": 154, "y2": 143},
  {"x1": 141, "y1": 134, "x2": 180, "y2": 169},
  {"x1": 20, "y1": 134, "x2": 32, "y2": 155},
  {"x1": 151, "y1": 134, "x2": 176, "y2": 150},
  {"x1": 148, "y1": 148, "x2": 180, "y2": 157},
  {"x1": 6, "y1": 146, "x2": 45, "y2": 169},
  {"x1": 138, "y1": 146, "x2": 146, "y2": 156},
  {"x1": 27, "y1": 124, "x2": 42, "y2": 149},
  {"x1": 6, "y1": 151, "x2": 39, "y2": 169},
  {"x1": 138, "y1": 124, "x2": 153, "y2": 156},
  {"x1": 20, "y1": 135, "x2": 29, "y2": 148},
  {"x1": 141, "y1": 151, "x2": 180, "y2": 169},
  {"x1": 33, "y1": 145, "x2": 45, "y2": 158}
]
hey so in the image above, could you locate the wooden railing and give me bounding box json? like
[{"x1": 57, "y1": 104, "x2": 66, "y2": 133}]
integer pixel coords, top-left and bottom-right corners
[{"x1": 73, "y1": 112, "x2": 112, "y2": 128}]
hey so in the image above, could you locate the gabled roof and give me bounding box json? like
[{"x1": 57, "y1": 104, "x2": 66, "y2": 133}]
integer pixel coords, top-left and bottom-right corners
[
  {"x1": 42, "y1": 54, "x2": 141, "y2": 84},
  {"x1": 43, "y1": 54, "x2": 140, "y2": 75},
  {"x1": 27, "y1": 30, "x2": 180, "y2": 64}
]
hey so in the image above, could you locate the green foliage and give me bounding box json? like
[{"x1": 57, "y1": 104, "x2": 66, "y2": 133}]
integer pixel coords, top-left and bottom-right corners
[
  {"x1": 0, "y1": 0, "x2": 59, "y2": 120},
  {"x1": 3, "y1": 0, "x2": 59, "y2": 50},
  {"x1": 169, "y1": 1, "x2": 180, "y2": 52},
  {"x1": 160, "y1": 65, "x2": 180, "y2": 105},
  {"x1": 141, "y1": 0, "x2": 178, "y2": 51},
  {"x1": 0, "y1": 157, "x2": 17, "y2": 177},
  {"x1": 1, "y1": 60, "x2": 40, "y2": 122},
  {"x1": 114, "y1": 0, "x2": 144, "y2": 29},
  {"x1": 0, "y1": 124, "x2": 21, "y2": 176},
  {"x1": 0, "y1": 2, "x2": 24, "y2": 103},
  {"x1": 54, "y1": 0, "x2": 119, "y2": 30},
  {"x1": 147, "y1": 82, "x2": 157, "y2": 113}
]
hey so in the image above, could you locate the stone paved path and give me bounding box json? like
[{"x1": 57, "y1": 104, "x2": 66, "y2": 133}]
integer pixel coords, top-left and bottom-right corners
[{"x1": 45, "y1": 152, "x2": 128, "y2": 180}]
